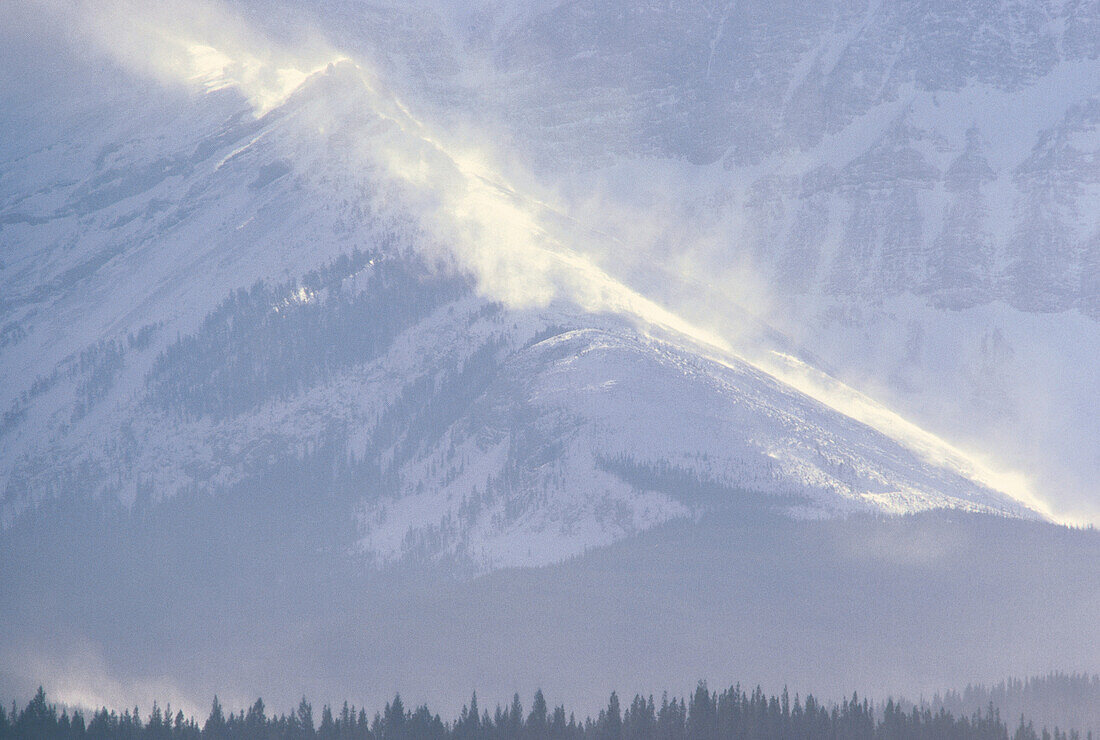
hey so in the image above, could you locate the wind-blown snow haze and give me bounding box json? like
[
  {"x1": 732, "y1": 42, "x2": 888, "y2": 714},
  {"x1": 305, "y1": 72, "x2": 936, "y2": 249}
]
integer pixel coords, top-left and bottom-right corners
[{"x1": 2, "y1": 0, "x2": 1099, "y2": 720}]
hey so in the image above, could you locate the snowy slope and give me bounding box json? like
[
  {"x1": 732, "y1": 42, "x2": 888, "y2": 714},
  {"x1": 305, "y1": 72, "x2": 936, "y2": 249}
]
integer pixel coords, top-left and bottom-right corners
[
  {"x1": 5, "y1": 0, "x2": 1100, "y2": 714},
  {"x1": 0, "y1": 9, "x2": 1054, "y2": 573},
  {"x1": 471, "y1": 0, "x2": 1100, "y2": 522}
]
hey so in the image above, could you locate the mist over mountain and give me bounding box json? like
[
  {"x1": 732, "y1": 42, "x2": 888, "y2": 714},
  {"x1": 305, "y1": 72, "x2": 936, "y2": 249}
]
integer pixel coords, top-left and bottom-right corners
[{"x1": 1, "y1": 0, "x2": 1098, "y2": 723}]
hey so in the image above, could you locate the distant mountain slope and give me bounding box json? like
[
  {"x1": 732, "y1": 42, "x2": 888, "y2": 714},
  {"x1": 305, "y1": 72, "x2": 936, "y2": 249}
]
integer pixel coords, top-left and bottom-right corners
[{"x1": 3, "y1": 499, "x2": 1099, "y2": 718}]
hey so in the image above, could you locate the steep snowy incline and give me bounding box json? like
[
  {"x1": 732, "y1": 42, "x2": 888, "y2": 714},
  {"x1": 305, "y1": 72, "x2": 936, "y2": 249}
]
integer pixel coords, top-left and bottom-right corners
[
  {"x1": 455, "y1": 0, "x2": 1100, "y2": 522},
  {"x1": 0, "y1": 1, "x2": 1058, "y2": 568},
  {"x1": 355, "y1": 320, "x2": 1039, "y2": 571}
]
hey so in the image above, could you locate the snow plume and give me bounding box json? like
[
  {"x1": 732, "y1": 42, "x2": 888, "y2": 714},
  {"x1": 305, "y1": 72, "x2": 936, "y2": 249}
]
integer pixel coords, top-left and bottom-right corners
[
  {"x1": 4, "y1": 641, "x2": 206, "y2": 720},
  {"x1": 28, "y1": 0, "x2": 344, "y2": 115},
  {"x1": 753, "y1": 351, "x2": 1064, "y2": 524},
  {"x1": 299, "y1": 80, "x2": 1075, "y2": 524},
  {"x1": 20, "y1": 0, "x2": 756, "y2": 336},
  {"x1": 28, "y1": 0, "x2": 1071, "y2": 524}
]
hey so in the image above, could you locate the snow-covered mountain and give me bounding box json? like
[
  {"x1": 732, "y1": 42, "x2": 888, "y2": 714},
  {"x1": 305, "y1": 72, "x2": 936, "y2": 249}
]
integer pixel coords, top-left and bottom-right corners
[
  {"x1": 0, "y1": 41, "x2": 1050, "y2": 571},
  {"x1": 2, "y1": 0, "x2": 1099, "y2": 714}
]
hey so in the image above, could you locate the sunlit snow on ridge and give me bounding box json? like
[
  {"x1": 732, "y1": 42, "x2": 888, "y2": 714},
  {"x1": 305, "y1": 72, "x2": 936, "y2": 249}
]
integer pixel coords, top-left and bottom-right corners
[
  {"x1": 180, "y1": 41, "x2": 340, "y2": 114},
  {"x1": 41, "y1": 0, "x2": 348, "y2": 115}
]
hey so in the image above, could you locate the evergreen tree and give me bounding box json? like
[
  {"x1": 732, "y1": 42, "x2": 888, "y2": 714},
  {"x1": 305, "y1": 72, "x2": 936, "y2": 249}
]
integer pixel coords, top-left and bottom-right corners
[
  {"x1": 382, "y1": 695, "x2": 406, "y2": 740},
  {"x1": 1016, "y1": 717, "x2": 1041, "y2": 740},
  {"x1": 299, "y1": 697, "x2": 316, "y2": 737},
  {"x1": 203, "y1": 697, "x2": 226, "y2": 740},
  {"x1": 245, "y1": 698, "x2": 267, "y2": 736},
  {"x1": 596, "y1": 693, "x2": 622, "y2": 740},
  {"x1": 506, "y1": 694, "x2": 523, "y2": 738},
  {"x1": 686, "y1": 683, "x2": 715, "y2": 740},
  {"x1": 320, "y1": 704, "x2": 337, "y2": 740},
  {"x1": 15, "y1": 687, "x2": 56, "y2": 738},
  {"x1": 622, "y1": 695, "x2": 655, "y2": 740},
  {"x1": 455, "y1": 694, "x2": 480, "y2": 740},
  {"x1": 656, "y1": 694, "x2": 685, "y2": 740},
  {"x1": 548, "y1": 707, "x2": 568, "y2": 740},
  {"x1": 527, "y1": 691, "x2": 548, "y2": 740}
]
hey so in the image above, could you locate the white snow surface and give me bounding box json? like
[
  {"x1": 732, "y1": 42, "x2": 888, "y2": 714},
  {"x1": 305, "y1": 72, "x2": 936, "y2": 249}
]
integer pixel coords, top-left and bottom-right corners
[{"x1": 4, "y1": 0, "x2": 1096, "y2": 571}]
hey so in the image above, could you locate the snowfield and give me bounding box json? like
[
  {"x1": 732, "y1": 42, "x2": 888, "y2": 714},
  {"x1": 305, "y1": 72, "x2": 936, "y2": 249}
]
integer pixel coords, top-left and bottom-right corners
[{"x1": 3, "y1": 0, "x2": 1098, "y2": 572}]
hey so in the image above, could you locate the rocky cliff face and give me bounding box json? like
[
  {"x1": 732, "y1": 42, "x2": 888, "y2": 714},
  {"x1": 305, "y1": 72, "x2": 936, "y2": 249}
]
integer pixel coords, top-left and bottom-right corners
[{"x1": 486, "y1": 0, "x2": 1100, "y2": 317}]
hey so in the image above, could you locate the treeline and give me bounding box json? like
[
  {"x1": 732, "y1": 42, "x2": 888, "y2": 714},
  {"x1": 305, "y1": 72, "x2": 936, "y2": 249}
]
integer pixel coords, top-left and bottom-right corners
[
  {"x1": 934, "y1": 674, "x2": 1100, "y2": 739},
  {"x1": 2, "y1": 683, "x2": 1088, "y2": 740}
]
